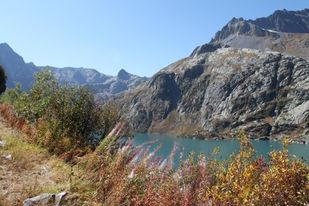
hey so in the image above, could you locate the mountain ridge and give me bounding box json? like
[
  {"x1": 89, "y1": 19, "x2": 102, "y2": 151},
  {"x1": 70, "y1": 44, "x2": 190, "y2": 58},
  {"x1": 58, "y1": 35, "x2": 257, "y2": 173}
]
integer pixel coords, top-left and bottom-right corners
[
  {"x1": 0, "y1": 43, "x2": 147, "y2": 100},
  {"x1": 249, "y1": 8, "x2": 309, "y2": 33},
  {"x1": 204, "y1": 8, "x2": 309, "y2": 60}
]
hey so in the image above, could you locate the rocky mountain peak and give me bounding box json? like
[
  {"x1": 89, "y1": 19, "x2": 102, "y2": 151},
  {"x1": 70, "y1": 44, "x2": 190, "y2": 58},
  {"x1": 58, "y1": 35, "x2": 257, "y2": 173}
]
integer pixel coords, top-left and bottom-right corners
[
  {"x1": 208, "y1": 9, "x2": 309, "y2": 60},
  {"x1": 212, "y1": 17, "x2": 279, "y2": 43},
  {"x1": 212, "y1": 9, "x2": 309, "y2": 44},
  {"x1": 0, "y1": 42, "x2": 39, "y2": 90},
  {"x1": 117, "y1": 69, "x2": 131, "y2": 80},
  {"x1": 0, "y1": 43, "x2": 13, "y2": 51},
  {"x1": 229, "y1": 17, "x2": 244, "y2": 24},
  {"x1": 0, "y1": 43, "x2": 24, "y2": 63}
]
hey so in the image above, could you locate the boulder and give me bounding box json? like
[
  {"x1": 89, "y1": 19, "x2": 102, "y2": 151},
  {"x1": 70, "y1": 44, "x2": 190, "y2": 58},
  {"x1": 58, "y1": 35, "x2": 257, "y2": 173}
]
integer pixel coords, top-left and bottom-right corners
[
  {"x1": 23, "y1": 192, "x2": 67, "y2": 206},
  {"x1": 2, "y1": 154, "x2": 12, "y2": 160},
  {"x1": 0, "y1": 140, "x2": 5, "y2": 147}
]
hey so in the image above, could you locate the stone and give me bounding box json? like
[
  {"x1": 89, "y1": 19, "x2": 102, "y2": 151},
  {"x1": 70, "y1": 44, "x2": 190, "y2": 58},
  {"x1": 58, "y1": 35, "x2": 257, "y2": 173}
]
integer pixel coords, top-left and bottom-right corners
[
  {"x1": 23, "y1": 192, "x2": 67, "y2": 206},
  {"x1": 0, "y1": 140, "x2": 5, "y2": 147},
  {"x1": 2, "y1": 154, "x2": 12, "y2": 160}
]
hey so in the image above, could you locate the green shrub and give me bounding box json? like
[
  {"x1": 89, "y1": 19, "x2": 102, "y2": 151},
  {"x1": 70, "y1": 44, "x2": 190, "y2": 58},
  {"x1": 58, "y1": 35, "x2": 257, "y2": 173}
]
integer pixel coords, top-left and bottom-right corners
[
  {"x1": 0, "y1": 84, "x2": 22, "y2": 105},
  {"x1": 0, "y1": 69, "x2": 119, "y2": 154},
  {"x1": 44, "y1": 85, "x2": 113, "y2": 152}
]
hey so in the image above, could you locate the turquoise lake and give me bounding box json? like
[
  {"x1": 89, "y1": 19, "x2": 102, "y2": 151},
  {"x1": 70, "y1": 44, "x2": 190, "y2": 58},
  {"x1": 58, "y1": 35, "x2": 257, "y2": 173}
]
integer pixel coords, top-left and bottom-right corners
[{"x1": 130, "y1": 133, "x2": 309, "y2": 166}]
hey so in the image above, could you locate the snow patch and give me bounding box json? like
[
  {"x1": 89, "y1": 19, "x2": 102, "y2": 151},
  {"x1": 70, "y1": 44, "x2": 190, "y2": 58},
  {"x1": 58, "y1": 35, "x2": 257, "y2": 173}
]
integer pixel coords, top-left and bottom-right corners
[{"x1": 261, "y1": 28, "x2": 280, "y2": 34}]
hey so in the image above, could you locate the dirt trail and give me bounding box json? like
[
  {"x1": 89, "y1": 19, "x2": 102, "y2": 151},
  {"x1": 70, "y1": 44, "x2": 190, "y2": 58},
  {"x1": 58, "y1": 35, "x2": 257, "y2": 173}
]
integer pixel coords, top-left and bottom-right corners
[{"x1": 0, "y1": 117, "x2": 68, "y2": 205}]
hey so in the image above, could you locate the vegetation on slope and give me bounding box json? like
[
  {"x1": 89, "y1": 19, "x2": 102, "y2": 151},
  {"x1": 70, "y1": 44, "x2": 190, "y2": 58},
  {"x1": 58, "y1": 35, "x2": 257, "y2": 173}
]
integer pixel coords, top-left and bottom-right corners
[
  {"x1": 0, "y1": 70, "x2": 308, "y2": 205},
  {"x1": 0, "y1": 120, "x2": 72, "y2": 205},
  {"x1": 77, "y1": 130, "x2": 308, "y2": 205}
]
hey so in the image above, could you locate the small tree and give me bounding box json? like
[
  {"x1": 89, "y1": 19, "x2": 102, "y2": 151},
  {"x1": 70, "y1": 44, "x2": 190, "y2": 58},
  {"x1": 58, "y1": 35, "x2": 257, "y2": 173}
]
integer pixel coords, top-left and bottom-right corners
[
  {"x1": 1, "y1": 69, "x2": 59, "y2": 122},
  {"x1": 44, "y1": 85, "x2": 102, "y2": 147}
]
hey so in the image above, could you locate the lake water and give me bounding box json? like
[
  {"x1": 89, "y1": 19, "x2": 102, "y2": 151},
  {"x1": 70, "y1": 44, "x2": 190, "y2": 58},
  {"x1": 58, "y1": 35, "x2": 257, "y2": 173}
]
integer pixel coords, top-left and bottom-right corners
[{"x1": 131, "y1": 133, "x2": 309, "y2": 166}]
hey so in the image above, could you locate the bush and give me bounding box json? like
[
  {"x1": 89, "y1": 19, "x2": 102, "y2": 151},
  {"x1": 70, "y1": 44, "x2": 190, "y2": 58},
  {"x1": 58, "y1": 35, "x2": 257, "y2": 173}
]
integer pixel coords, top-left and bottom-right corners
[
  {"x1": 0, "y1": 84, "x2": 22, "y2": 105},
  {"x1": 2, "y1": 69, "x2": 59, "y2": 123},
  {"x1": 0, "y1": 104, "x2": 26, "y2": 131},
  {"x1": 0, "y1": 69, "x2": 119, "y2": 154}
]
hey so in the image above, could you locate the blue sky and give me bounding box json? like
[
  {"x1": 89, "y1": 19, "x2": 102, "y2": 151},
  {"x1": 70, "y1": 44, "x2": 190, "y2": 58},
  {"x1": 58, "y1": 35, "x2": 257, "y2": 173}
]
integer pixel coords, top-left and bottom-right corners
[{"x1": 0, "y1": 1, "x2": 308, "y2": 77}]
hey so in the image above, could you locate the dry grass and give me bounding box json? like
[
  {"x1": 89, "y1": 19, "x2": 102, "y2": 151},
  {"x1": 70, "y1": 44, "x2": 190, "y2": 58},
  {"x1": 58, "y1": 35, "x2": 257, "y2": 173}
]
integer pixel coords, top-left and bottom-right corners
[
  {"x1": 0, "y1": 119, "x2": 73, "y2": 205},
  {"x1": 0, "y1": 106, "x2": 97, "y2": 205},
  {"x1": 263, "y1": 116, "x2": 275, "y2": 125},
  {"x1": 271, "y1": 33, "x2": 309, "y2": 60}
]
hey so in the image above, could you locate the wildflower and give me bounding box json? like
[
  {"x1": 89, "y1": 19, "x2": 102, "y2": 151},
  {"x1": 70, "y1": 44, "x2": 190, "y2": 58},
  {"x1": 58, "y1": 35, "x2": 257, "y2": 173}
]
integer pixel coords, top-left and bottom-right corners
[
  {"x1": 159, "y1": 159, "x2": 167, "y2": 171},
  {"x1": 128, "y1": 168, "x2": 136, "y2": 179}
]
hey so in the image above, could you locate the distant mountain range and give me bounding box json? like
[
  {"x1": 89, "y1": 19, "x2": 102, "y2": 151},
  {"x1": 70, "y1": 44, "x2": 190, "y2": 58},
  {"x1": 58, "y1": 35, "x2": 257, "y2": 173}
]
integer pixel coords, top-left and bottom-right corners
[
  {"x1": 118, "y1": 8, "x2": 309, "y2": 142},
  {"x1": 0, "y1": 43, "x2": 147, "y2": 100}
]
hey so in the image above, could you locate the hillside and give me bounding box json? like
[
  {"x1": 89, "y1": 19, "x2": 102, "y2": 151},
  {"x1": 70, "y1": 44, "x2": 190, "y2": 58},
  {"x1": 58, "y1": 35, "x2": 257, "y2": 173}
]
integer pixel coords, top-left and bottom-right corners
[{"x1": 118, "y1": 9, "x2": 309, "y2": 141}]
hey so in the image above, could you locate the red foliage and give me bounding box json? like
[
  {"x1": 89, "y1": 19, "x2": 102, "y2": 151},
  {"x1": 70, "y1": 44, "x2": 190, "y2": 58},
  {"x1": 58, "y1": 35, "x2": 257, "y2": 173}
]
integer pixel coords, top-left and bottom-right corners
[{"x1": 0, "y1": 104, "x2": 34, "y2": 139}]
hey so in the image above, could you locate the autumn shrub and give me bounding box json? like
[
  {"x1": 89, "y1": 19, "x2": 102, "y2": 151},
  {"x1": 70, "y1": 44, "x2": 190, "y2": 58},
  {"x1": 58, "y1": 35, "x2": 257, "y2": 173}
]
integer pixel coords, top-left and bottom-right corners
[
  {"x1": 200, "y1": 132, "x2": 309, "y2": 205},
  {"x1": 247, "y1": 139, "x2": 308, "y2": 205},
  {"x1": 81, "y1": 140, "x2": 216, "y2": 205},
  {"x1": 0, "y1": 104, "x2": 26, "y2": 131},
  {"x1": 78, "y1": 130, "x2": 309, "y2": 206}
]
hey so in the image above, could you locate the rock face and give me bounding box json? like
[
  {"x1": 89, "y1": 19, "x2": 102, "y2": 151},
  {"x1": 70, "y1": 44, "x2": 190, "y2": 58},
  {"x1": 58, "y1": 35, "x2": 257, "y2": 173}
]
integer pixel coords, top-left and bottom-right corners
[
  {"x1": 0, "y1": 43, "x2": 147, "y2": 100},
  {"x1": 119, "y1": 47, "x2": 309, "y2": 140}
]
